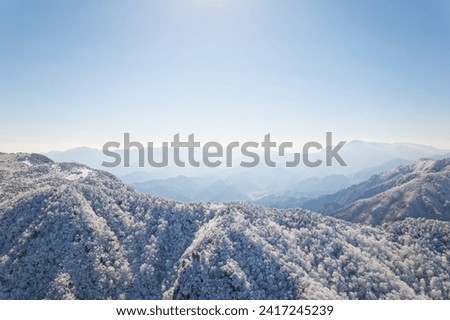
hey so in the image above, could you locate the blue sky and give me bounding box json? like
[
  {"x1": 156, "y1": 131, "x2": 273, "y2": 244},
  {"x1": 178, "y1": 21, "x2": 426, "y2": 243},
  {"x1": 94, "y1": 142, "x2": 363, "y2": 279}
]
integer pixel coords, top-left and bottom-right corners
[{"x1": 1, "y1": 0, "x2": 449, "y2": 152}]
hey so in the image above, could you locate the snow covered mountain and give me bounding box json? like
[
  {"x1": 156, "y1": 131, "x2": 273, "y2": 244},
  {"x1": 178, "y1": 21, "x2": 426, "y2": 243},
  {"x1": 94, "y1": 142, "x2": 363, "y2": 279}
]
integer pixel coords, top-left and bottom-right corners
[
  {"x1": 1, "y1": 153, "x2": 450, "y2": 299},
  {"x1": 254, "y1": 159, "x2": 412, "y2": 209},
  {"x1": 302, "y1": 158, "x2": 450, "y2": 226}
]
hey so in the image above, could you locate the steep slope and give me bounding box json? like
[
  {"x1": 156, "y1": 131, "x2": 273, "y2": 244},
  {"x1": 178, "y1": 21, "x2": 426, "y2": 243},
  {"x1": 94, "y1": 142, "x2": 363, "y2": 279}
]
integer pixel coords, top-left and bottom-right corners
[
  {"x1": 302, "y1": 158, "x2": 450, "y2": 226},
  {"x1": 1, "y1": 153, "x2": 450, "y2": 299},
  {"x1": 254, "y1": 159, "x2": 412, "y2": 210}
]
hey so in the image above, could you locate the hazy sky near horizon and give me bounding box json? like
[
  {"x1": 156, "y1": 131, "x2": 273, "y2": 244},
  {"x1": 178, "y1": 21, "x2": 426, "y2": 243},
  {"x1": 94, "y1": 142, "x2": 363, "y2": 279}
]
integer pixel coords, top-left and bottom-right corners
[{"x1": 1, "y1": 0, "x2": 449, "y2": 152}]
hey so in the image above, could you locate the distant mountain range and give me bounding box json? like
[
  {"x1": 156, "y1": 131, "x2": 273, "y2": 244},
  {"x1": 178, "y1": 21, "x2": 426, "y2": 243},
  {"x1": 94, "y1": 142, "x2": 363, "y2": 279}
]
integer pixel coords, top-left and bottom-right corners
[
  {"x1": 131, "y1": 176, "x2": 251, "y2": 202},
  {"x1": 46, "y1": 141, "x2": 448, "y2": 177},
  {"x1": 1, "y1": 152, "x2": 450, "y2": 299},
  {"x1": 254, "y1": 158, "x2": 412, "y2": 208},
  {"x1": 302, "y1": 158, "x2": 450, "y2": 226},
  {"x1": 45, "y1": 142, "x2": 450, "y2": 203}
]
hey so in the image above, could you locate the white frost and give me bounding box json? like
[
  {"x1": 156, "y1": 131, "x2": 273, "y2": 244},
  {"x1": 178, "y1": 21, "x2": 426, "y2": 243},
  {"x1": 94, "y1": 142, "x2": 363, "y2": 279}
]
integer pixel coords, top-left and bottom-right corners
[{"x1": 64, "y1": 168, "x2": 95, "y2": 181}]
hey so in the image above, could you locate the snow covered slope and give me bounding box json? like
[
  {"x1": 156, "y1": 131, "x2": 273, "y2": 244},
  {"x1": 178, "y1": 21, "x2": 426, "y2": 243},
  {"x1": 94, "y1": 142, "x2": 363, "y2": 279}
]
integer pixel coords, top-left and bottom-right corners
[
  {"x1": 1, "y1": 153, "x2": 450, "y2": 299},
  {"x1": 302, "y1": 158, "x2": 450, "y2": 226}
]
